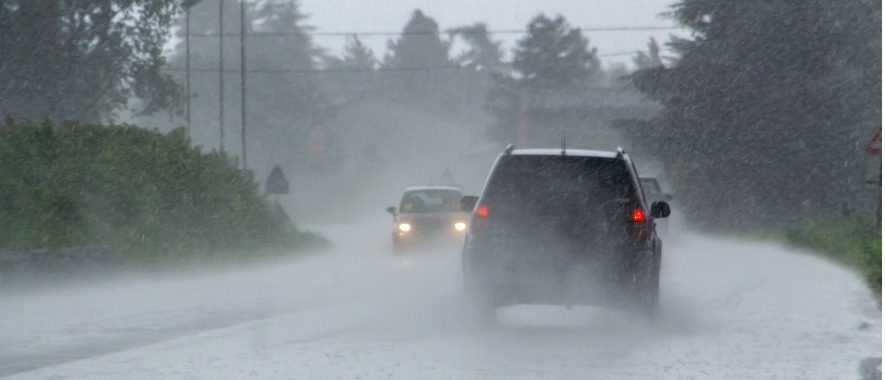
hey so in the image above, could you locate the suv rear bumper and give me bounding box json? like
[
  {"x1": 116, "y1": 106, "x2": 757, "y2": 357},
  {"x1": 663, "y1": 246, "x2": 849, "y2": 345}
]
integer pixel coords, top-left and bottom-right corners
[
  {"x1": 463, "y1": 242, "x2": 657, "y2": 308},
  {"x1": 466, "y1": 276, "x2": 628, "y2": 308}
]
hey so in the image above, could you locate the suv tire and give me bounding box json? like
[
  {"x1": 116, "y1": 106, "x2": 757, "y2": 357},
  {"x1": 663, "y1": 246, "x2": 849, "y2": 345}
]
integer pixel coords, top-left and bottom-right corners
[
  {"x1": 642, "y1": 271, "x2": 660, "y2": 321},
  {"x1": 463, "y1": 282, "x2": 498, "y2": 326}
]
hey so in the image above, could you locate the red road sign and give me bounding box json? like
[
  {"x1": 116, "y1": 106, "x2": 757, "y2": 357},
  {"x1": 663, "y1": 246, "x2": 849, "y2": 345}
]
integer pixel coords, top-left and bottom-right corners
[{"x1": 866, "y1": 128, "x2": 881, "y2": 155}]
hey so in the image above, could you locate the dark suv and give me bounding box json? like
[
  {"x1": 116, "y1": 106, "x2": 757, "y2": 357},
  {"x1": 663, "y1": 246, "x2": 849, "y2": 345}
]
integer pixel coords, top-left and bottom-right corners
[{"x1": 460, "y1": 146, "x2": 670, "y2": 321}]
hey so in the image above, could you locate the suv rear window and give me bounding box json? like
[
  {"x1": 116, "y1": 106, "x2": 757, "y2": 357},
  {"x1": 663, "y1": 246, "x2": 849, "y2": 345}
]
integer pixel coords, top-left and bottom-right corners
[
  {"x1": 486, "y1": 155, "x2": 634, "y2": 197},
  {"x1": 480, "y1": 155, "x2": 639, "y2": 219}
]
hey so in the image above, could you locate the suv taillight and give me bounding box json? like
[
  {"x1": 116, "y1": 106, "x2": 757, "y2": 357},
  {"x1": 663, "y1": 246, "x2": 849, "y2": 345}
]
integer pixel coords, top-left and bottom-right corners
[
  {"x1": 631, "y1": 208, "x2": 651, "y2": 239},
  {"x1": 470, "y1": 204, "x2": 490, "y2": 233}
]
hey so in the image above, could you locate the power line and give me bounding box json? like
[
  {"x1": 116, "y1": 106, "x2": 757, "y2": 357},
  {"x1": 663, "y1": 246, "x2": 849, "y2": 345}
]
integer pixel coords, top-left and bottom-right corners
[
  {"x1": 165, "y1": 52, "x2": 646, "y2": 75},
  {"x1": 598, "y1": 51, "x2": 642, "y2": 57},
  {"x1": 163, "y1": 65, "x2": 478, "y2": 74},
  {"x1": 186, "y1": 26, "x2": 682, "y2": 38}
]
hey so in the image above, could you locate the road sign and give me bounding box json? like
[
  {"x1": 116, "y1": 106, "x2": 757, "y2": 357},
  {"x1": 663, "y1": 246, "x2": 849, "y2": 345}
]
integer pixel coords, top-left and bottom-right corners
[{"x1": 866, "y1": 128, "x2": 881, "y2": 155}]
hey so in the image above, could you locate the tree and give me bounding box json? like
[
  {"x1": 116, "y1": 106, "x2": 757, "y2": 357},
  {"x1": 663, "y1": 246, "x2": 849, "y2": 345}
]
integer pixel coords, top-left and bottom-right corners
[
  {"x1": 632, "y1": 38, "x2": 663, "y2": 70},
  {"x1": 486, "y1": 14, "x2": 602, "y2": 142},
  {"x1": 511, "y1": 14, "x2": 601, "y2": 89},
  {"x1": 250, "y1": 0, "x2": 323, "y2": 71},
  {"x1": 0, "y1": 0, "x2": 184, "y2": 123},
  {"x1": 383, "y1": 10, "x2": 451, "y2": 70},
  {"x1": 248, "y1": 1, "x2": 335, "y2": 172},
  {"x1": 162, "y1": 0, "x2": 332, "y2": 174},
  {"x1": 325, "y1": 35, "x2": 377, "y2": 71},
  {"x1": 622, "y1": 0, "x2": 881, "y2": 228},
  {"x1": 380, "y1": 10, "x2": 460, "y2": 113},
  {"x1": 449, "y1": 23, "x2": 504, "y2": 71}
]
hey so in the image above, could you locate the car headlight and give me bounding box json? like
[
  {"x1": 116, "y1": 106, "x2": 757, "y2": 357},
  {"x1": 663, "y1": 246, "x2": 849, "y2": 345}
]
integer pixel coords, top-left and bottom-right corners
[
  {"x1": 454, "y1": 222, "x2": 467, "y2": 231},
  {"x1": 398, "y1": 223, "x2": 411, "y2": 232}
]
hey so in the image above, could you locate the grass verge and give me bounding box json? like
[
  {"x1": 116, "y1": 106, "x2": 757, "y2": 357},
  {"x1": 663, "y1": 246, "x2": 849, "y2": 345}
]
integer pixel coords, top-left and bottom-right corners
[{"x1": 782, "y1": 218, "x2": 881, "y2": 300}]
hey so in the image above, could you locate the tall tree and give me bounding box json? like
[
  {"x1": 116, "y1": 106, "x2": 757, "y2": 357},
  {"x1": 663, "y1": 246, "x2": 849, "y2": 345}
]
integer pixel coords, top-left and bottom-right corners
[
  {"x1": 449, "y1": 23, "x2": 504, "y2": 71},
  {"x1": 632, "y1": 38, "x2": 663, "y2": 70},
  {"x1": 246, "y1": 0, "x2": 332, "y2": 171},
  {"x1": 511, "y1": 14, "x2": 601, "y2": 89},
  {"x1": 250, "y1": 0, "x2": 322, "y2": 71},
  {"x1": 325, "y1": 35, "x2": 377, "y2": 71},
  {"x1": 622, "y1": 0, "x2": 881, "y2": 227},
  {"x1": 162, "y1": 0, "x2": 331, "y2": 174},
  {"x1": 486, "y1": 14, "x2": 602, "y2": 142},
  {"x1": 379, "y1": 10, "x2": 458, "y2": 113},
  {"x1": 383, "y1": 10, "x2": 451, "y2": 70},
  {"x1": 0, "y1": 0, "x2": 184, "y2": 123}
]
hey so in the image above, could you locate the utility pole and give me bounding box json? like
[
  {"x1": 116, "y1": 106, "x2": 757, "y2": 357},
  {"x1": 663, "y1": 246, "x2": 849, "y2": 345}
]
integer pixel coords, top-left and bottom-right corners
[
  {"x1": 218, "y1": 0, "x2": 225, "y2": 152},
  {"x1": 240, "y1": 0, "x2": 247, "y2": 171},
  {"x1": 185, "y1": 6, "x2": 191, "y2": 138}
]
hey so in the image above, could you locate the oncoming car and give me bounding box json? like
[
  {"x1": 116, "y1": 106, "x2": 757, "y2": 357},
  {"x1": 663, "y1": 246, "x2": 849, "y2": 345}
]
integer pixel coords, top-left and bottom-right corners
[
  {"x1": 386, "y1": 186, "x2": 470, "y2": 251},
  {"x1": 460, "y1": 146, "x2": 670, "y2": 321}
]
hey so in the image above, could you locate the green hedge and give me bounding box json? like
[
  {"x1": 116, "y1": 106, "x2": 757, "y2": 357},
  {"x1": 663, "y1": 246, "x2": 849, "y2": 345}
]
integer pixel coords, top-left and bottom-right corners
[
  {"x1": 784, "y1": 219, "x2": 881, "y2": 298},
  {"x1": 0, "y1": 120, "x2": 324, "y2": 265}
]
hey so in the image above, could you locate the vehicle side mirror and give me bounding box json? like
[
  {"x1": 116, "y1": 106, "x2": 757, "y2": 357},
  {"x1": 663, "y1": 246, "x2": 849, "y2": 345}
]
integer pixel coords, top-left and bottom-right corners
[
  {"x1": 460, "y1": 196, "x2": 478, "y2": 212},
  {"x1": 651, "y1": 201, "x2": 671, "y2": 218},
  {"x1": 386, "y1": 206, "x2": 397, "y2": 216},
  {"x1": 663, "y1": 193, "x2": 673, "y2": 202}
]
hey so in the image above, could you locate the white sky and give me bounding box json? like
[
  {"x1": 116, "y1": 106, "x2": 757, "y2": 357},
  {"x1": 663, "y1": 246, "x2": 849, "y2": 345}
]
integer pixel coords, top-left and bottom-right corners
[{"x1": 300, "y1": 0, "x2": 691, "y2": 69}]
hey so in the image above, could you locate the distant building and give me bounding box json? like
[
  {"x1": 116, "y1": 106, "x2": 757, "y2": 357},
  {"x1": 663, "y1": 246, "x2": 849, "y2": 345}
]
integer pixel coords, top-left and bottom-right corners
[{"x1": 515, "y1": 86, "x2": 661, "y2": 149}]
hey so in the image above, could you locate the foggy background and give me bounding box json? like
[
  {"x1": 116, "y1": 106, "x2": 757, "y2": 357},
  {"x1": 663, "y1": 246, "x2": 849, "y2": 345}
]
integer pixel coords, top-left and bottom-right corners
[
  {"x1": 133, "y1": 0, "x2": 686, "y2": 224},
  {"x1": 0, "y1": 1, "x2": 880, "y2": 379},
  {"x1": 120, "y1": 0, "x2": 877, "y2": 229}
]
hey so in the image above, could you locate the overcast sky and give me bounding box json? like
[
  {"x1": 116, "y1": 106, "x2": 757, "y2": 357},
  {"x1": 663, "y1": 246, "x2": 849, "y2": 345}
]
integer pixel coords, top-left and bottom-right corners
[{"x1": 300, "y1": 0, "x2": 691, "y2": 69}]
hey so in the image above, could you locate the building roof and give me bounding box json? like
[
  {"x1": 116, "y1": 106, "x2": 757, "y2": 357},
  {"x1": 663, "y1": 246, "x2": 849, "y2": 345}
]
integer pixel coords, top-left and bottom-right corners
[{"x1": 521, "y1": 86, "x2": 660, "y2": 112}]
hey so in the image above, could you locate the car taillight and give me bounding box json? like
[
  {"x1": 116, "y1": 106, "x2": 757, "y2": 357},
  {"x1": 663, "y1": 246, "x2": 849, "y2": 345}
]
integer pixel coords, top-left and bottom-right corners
[
  {"x1": 631, "y1": 208, "x2": 650, "y2": 239},
  {"x1": 470, "y1": 204, "x2": 490, "y2": 233},
  {"x1": 632, "y1": 209, "x2": 645, "y2": 222}
]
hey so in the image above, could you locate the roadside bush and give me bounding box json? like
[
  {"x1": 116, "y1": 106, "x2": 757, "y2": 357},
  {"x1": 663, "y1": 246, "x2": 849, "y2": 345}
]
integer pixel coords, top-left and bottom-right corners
[
  {"x1": 0, "y1": 120, "x2": 324, "y2": 265},
  {"x1": 784, "y1": 218, "x2": 881, "y2": 298}
]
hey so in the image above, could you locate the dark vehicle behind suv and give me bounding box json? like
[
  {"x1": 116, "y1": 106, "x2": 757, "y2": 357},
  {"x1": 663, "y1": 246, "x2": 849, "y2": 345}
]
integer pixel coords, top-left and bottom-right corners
[
  {"x1": 639, "y1": 177, "x2": 672, "y2": 204},
  {"x1": 461, "y1": 147, "x2": 670, "y2": 321},
  {"x1": 640, "y1": 176, "x2": 673, "y2": 234}
]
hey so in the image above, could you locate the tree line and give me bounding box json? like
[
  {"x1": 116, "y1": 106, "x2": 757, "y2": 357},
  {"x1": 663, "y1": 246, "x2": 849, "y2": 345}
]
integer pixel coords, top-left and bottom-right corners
[
  {"x1": 1, "y1": 0, "x2": 878, "y2": 229},
  {"x1": 619, "y1": 0, "x2": 881, "y2": 228}
]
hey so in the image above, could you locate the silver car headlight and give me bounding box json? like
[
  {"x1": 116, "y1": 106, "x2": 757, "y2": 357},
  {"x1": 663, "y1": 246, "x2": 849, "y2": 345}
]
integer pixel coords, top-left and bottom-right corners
[
  {"x1": 454, "y1": 222, "x2": 467, "y2": 231},
  {"x1": 398, "y1": 223, "x2": 411, "y2": 232}
]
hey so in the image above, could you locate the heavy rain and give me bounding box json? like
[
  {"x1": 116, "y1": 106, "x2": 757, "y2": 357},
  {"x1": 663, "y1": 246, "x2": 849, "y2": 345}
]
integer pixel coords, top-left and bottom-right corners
[{"x1": 0, "y1": 1, "x2": 881, "y2": 379}]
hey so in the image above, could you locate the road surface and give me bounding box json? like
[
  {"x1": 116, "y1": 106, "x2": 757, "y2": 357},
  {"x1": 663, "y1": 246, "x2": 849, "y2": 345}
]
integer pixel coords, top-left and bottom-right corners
[{"x1": 0, "y1": 219, "x2": 880, "y2": 379}]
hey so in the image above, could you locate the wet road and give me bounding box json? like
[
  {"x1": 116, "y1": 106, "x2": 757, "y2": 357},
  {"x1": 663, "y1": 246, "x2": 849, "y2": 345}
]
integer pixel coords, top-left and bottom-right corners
[{"x1": 0, "y1": 219, "x2": 879, "y2": 379}]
